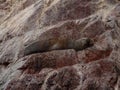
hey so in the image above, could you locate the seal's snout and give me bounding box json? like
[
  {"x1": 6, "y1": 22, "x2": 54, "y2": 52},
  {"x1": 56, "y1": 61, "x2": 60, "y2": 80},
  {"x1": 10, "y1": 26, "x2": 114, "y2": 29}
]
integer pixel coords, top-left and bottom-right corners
[{"x1": 87, "y1": 38, "x2": 94, "y2": 47}]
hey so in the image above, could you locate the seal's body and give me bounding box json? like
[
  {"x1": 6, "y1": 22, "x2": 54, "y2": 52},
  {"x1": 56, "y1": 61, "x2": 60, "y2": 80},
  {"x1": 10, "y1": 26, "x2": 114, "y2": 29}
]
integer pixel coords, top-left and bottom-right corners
[{"x1": 24, "y1": 38, "x2": 93, "y2": 55}]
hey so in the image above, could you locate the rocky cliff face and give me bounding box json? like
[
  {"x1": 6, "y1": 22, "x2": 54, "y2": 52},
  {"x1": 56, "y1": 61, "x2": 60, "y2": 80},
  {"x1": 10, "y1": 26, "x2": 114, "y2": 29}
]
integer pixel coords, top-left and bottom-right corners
[{"x1": 0, "y1": 0, "x2": 120, "y2": 90}]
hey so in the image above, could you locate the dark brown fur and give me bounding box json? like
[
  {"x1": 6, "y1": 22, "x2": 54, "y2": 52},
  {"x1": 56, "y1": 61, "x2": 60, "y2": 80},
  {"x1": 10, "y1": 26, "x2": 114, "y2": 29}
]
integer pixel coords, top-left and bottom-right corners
[{"x1": 24, "y1": 38, "x2": 93, "y2": 55}]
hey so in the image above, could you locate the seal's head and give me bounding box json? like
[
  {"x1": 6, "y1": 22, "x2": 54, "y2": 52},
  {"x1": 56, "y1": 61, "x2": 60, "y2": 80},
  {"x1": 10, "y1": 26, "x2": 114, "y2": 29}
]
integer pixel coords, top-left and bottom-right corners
[
  {"x1": 85, "y1": 38, "x2": 94, "y2": 47},
  {"x1": 74, "y1": 38, "x2": 94, "y2": 51}
]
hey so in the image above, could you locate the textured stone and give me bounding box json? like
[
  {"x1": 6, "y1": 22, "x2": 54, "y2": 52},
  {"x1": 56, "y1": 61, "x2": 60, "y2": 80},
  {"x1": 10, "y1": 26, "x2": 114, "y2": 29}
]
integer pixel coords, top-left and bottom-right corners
[
  {"x1": 20, "y1": 49, "x2": 78, "y2": 73},
  {"x1": 74, "y1": 59, "x2": 118, "y2": 90},
  {"x1": 5, "y1": 59, "x2": 118, "y2": 90}
]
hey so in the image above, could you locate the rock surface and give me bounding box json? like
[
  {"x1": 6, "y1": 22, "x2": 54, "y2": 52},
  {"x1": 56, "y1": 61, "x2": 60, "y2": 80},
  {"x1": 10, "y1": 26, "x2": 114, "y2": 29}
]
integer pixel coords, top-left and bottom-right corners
[{"x1": 0, "y1": 0, "x2": 120, "y2": 90}]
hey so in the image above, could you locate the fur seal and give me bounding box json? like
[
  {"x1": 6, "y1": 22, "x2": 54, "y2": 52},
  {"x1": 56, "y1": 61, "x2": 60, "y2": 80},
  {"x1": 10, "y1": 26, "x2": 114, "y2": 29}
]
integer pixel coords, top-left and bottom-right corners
[{"x1": 24, "y1": 38, "x2": 93, "y2": 55}]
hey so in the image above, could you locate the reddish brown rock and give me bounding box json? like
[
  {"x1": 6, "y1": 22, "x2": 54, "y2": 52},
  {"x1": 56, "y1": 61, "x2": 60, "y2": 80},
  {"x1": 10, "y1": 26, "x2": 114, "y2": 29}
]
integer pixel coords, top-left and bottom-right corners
[
  {"x1": 5, "y1": 59, "x2": 118, "y2": 90},
  {"x1": 19, "y1": 49, "x2": 78, "y2": 74},
  {"x1": 5, "y1": 66, "x2": 80, "y2": 90},
  {"x1": 77, "y1": 47, "x2": 112, "y2": 63},
  {"x1": 39, "y1": 0, "x2": 98, "y2": 27},
  {"x1": 39, "y1": 18, "x2": 105, "y2": 41},
  {"x1": 75, "y1": 59, "x2": 118, "y2": 90},
  {"x1": 5, "y1": 68, "x2": 54, "y2": 90}
]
